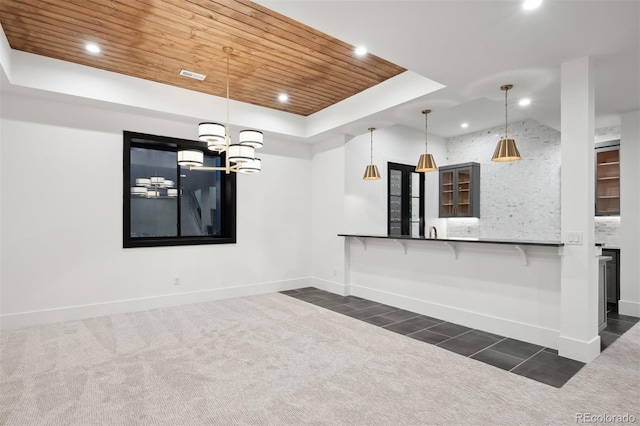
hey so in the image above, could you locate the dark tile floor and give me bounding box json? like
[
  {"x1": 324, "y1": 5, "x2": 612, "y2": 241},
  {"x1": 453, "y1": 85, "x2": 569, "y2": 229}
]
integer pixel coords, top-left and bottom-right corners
[{"x1": 282, "y1": 287, "x2": 639, "y2": 388}]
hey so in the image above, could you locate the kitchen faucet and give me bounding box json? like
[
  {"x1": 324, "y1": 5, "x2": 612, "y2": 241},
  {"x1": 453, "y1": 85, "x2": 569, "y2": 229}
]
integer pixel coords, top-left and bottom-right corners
[{"x1": 428, "y1": 226, "x2": 438, "y2": 239}]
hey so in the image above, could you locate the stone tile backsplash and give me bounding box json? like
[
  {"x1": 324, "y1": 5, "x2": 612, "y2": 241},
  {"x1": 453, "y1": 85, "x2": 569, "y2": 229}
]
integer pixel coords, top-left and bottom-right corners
[
  {"x1": 595, "y1": 217, "x2": 621, "y2": 247},
  {"x1": 444, "y1": 121, "x2": 620, "y2": 243},
  {"x1": 595, "y1": 125, "x2": 621, "y2": 143},
  {"x1": 445, "y1": 119, "x2": 561, "y2": 241}
]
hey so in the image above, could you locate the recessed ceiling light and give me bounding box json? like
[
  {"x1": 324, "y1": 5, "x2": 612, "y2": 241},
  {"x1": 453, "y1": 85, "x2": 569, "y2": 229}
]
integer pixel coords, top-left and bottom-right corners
[
  {"x1": 278, "y1": 93, "x2": 289, "y2": 102},
  {"x1": 522, "y1": 0, "x2": 543, "y2": 10},
  {"x1": 461, "y1": 122, "x2": 469, "y2": 129},
  {"x1": 354, "y1": 46, "x2": 367, "y2": 57},
  {"x1": 85, "y1": 43, "x2": 101, "y2": 54},
  {"x1": 519, "y1": 98, "x2": 532, "y2": 107}
]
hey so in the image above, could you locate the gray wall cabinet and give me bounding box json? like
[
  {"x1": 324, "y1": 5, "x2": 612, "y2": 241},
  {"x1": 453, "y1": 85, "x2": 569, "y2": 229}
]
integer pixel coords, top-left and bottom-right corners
[{"x1": 439, "y1": 162, "x2": 480, "y2": 218}]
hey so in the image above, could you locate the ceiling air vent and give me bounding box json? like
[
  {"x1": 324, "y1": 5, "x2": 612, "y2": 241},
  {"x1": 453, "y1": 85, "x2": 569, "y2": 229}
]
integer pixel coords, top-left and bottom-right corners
[{"x1": 179, "y1": 70, "x2": 206, "y2": 81}]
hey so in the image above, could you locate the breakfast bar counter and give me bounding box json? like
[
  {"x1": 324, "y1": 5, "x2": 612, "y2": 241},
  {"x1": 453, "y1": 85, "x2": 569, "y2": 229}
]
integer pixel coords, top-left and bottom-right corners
[{"x1": 338, "y1": 233, "x2": 572, "y2": 349}]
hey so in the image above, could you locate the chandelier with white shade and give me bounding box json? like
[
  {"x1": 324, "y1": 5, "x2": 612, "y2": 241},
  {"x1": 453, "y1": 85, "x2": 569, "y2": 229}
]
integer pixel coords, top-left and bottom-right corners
[
  {"x1": 131, "y1": 176, "x2": 179, "y2": 198},
  {"x1": 177, "y1": 46, "x2": 263, "y2": 174}
]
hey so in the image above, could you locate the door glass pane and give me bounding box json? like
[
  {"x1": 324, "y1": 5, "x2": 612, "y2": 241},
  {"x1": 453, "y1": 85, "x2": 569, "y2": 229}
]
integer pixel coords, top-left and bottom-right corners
[
  {"x1": 180, "y1": 156, "x2": 222, "y2": 236},
  {"x1": 411, "y1": 187, "x2": 420, "y2": 238},
  {"x1": 411, "y1": 222, "x2": 420, "y2": 238},
  {"x1": 390, "y1": 195, "x2": 402, "y2": 235},
  {"x1": 411, "y1": 197, "x2": 420, "y2": 222},
  {"x1": 130, "y1": 147, "x2": 178, "y2": 237},
  {"x1": 390, "y1": 169, "x2": 402, "y2": 196},
  {"x1": 457, "y1": 169, "x2": 471, "y2": 215},
  {"x1": 411, "y1": 172, "x2": 420, "y2": 197},
  {"x1": 390, "y1": 223, "x2": 402, "y2": 235},
  {"x1": 441, "y1": 170, "x2": 454, "y2": 216}
]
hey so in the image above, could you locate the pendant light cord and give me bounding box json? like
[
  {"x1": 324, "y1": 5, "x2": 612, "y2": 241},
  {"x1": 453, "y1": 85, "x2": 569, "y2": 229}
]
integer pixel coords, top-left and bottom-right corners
[
  {"x1": 504, "y1": 87, "x2": 508, "y2": 140},
  {"x1": 225, "y1": 48, "x2": 231, "y2": 144},
  {"x1": 370, "y1": 128, "x2": 374, "y2": 164},
  {"x1": 424, "y1": 113, "x2": 429, "y2": 152}
]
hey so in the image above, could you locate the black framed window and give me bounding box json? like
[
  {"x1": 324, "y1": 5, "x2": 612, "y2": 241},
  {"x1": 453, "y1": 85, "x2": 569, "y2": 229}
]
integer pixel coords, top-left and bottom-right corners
[
  {"x1": 388, "y1": 162, "x2": 425, "y2": 237},
  {"x1": 123, "y1": 131, "x2": 236, "y2": 248}
]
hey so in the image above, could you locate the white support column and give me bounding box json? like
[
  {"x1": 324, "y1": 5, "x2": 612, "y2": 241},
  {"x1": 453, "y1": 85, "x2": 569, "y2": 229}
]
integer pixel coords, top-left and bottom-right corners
[
  {"x1": 559, "y1": 57, "x2": 600, "y2": 363},
  {"x1": 619, "y1": 110, "x2": 640, "y2": 317}
]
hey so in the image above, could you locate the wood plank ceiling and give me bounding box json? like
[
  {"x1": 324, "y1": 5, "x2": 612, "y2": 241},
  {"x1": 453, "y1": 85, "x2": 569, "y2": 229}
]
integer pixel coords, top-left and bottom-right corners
[{"x1": 0, "y1": 0, "x2": 406, "y2": 116}]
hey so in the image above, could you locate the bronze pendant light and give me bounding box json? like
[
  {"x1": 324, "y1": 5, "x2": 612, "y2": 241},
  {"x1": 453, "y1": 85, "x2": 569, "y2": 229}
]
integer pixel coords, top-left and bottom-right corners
[
  {"x1": 363, "y1": 127, "x2": 381, "y2": 180},
  {"x1": 491, "y1": 84, "x2": 522, "y2": 162},
  {"x1": 416, "y1": 109, "x2": 437, "y2": 172}
]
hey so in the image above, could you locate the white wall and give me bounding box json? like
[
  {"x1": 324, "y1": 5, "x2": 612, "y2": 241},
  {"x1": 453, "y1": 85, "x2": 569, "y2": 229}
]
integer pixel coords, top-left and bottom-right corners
[
  {"x1": 310, "y1": 136, "x2": 347, "y2": 294},
  {"x1": 445, "y1": 119, "x2": 561, "y2": 241},
  {"x1": 343, "y1": 124, "x2": 447, "y2": 236},
  {"x1": 0, "y1": 76, "x2": 3, "y2": 322},
  {"x1": 619, "y1": 110, "x2": 640, "y2": 316},
  {"x1": 0, "y1": 92, "x2": 312, "y2": 328}
]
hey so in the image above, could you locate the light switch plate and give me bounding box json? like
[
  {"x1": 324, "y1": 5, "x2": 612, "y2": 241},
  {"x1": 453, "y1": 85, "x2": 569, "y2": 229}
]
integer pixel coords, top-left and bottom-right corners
[{"x1": 565, "y1": 232, "x2": 583, "y2": 245}]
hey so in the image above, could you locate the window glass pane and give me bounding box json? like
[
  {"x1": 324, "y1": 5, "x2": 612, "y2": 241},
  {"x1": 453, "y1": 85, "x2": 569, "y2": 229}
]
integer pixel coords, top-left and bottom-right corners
[
  {"x1": 130, "y1": 147, "x2": 178, "y2": 237},
  {"x1": 180, "y1": 155, "x2": 222, "y2": 236}
]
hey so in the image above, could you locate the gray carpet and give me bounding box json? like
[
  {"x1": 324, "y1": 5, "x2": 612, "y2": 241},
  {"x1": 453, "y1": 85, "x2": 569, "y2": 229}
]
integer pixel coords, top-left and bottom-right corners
[{"x1": 1, "y1": 293, "x2": 638, "y2": 425}]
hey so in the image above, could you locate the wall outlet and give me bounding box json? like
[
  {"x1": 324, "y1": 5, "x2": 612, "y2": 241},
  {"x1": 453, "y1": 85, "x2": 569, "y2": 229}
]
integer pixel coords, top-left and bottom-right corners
[{"x1": 173, "y1": 277, "x2": 181, "y2": 286}]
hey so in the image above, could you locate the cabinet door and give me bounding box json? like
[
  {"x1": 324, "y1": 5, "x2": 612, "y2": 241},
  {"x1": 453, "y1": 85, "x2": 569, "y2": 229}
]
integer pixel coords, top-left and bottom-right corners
[
  {"x1": 595, "y1": 145, "x2": 620, "y2": 215},
  {"x1": 440, "y1": 170, "x2": 455, "y2": 217},
  {"x1": 455, "y1": 167, "x2": 472, "y2": 217}
]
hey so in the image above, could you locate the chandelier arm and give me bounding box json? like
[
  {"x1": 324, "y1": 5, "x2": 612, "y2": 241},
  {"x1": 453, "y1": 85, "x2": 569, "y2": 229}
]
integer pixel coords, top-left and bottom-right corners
[{"x1": 189, "y1": 164, "x2": 239, "y2": 172}]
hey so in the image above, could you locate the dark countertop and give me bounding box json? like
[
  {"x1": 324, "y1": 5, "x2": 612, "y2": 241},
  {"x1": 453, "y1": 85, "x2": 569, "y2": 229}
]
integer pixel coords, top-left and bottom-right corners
[{"x1": 338, "y1": 234, "x2": 565, "y2": 248}]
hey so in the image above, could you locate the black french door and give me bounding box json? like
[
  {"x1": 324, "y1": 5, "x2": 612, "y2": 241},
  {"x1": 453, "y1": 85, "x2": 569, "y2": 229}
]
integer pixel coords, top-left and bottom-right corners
[{"x1": 387, "y1": 162, "x2": 425, "y2": 237}]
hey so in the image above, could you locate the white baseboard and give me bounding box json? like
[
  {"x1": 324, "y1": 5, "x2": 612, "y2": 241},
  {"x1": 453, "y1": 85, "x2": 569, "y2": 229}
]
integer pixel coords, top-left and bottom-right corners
[
  {"x1": 0, "y1": 277, "x2": 313, "y2": 330},
  {"x1": 307, "y1": 277, "x2": 347, "y2": 296},
  {"x1": 557, "y1": 334, "x2": 601, "y2": 363},
  {"x1": 350, "y1": 284, "x2": 560, "y2": 349},
  {"x1": 618, "y1": 300, "x2": 640, "y2": 317}
]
